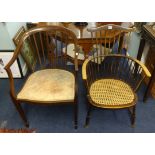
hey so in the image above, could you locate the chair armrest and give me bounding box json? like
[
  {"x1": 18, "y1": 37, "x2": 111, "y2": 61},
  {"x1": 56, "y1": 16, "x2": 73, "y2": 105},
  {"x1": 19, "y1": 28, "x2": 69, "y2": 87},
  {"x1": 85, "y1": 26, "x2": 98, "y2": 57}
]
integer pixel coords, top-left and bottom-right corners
[
  {"x1": 111, "y1": 54, "x2": 151, "y2": 78},
  {"x1": 134, "y1": 59, "x2": 151, "y2": 78},
  {"x1": 4, "y1": 51, "x2": 19, "y2": 99},
  {"x1": 82, "y1": 59, "x2": 89, "y2": 80}
]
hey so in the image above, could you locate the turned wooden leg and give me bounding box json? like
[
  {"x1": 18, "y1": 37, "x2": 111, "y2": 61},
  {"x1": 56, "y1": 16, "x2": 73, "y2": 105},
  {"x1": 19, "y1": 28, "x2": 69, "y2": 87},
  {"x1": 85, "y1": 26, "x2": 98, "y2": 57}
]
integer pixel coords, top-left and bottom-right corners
[
  {"x1": 10, "y1": 94, "x2": 29, "y2": 127},
  {"x1": 129, "y1": 106, "x2": 136, "y2": 127},
  {"x1": 84, "y1": 103, "x2": 92, "y2": 128},
  {"x1": 74, "y1": 102, "x2": 78, "y2": 129},
  {"x1": 74, "y1": 72, "x2": 78, "y2": 129},
  {"x1": 143, "y1": 68, "x2": 155, "y2": 102}
]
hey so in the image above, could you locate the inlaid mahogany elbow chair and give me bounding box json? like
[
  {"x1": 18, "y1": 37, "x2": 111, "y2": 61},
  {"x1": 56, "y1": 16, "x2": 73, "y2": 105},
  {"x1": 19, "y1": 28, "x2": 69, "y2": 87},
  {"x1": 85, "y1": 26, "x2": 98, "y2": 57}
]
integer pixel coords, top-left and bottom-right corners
[
  {"x1": 5, "y1": 26, "x2": 79, "y2": 129},
  {"x1": 82, "y1": 25, "x2": 151, "y2": 127}
]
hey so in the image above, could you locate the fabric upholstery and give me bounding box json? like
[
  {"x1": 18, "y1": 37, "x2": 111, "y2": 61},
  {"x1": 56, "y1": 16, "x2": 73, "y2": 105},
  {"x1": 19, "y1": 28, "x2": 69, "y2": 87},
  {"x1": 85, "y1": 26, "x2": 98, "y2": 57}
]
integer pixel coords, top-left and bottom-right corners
[{"x1": 17, "y1": 69, "x2": 75, "y2": 103}]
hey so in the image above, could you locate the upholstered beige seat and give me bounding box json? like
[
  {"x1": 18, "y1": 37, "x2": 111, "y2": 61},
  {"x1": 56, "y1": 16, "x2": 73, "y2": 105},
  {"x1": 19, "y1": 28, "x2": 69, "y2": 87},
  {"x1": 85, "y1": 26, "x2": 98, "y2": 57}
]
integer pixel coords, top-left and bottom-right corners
[
  {"x1": 17, "y1": 69, "x2": 75, "y2": 103},
  {"x1": 89, "y1": 79, "x2": 136, "y2": 108}
]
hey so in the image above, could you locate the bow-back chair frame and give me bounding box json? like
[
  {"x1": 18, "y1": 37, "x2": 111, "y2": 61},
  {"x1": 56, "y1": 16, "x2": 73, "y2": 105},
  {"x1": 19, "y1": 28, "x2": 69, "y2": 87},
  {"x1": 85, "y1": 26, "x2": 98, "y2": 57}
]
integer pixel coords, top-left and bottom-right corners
[{"x1": 5, "y1": 25, "x2": 79, "y2": 129}]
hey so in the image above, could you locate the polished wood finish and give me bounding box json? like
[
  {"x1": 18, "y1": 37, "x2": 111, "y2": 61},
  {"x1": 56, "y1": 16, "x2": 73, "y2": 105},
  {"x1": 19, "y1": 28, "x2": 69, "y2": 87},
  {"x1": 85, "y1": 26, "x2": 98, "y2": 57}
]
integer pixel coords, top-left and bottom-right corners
[
  {"x1": 137, "y1": 25, "x2": 155, "y2": 101},
  {"x1": 5, "y1": 25, "x2": 79, "y2": 129}
]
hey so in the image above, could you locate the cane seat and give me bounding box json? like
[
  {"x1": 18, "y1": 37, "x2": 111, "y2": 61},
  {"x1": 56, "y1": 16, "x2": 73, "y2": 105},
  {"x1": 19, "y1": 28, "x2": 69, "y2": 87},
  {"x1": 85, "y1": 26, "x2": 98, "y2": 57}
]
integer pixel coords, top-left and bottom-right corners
[{"x1": 89, "y1": 79, "x2": 136, "y2": 108}]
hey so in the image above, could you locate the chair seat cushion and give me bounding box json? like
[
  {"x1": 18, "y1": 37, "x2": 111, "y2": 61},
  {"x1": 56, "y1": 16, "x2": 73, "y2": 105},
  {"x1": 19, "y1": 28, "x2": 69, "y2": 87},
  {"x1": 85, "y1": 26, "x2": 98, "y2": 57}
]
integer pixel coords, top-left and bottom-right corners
[
  {"x1": 89, "y1": 79, "x2": 136, "y2": 108},
  {"x1": 17, "y1": 69, "x2": 75, "y2": 103}
]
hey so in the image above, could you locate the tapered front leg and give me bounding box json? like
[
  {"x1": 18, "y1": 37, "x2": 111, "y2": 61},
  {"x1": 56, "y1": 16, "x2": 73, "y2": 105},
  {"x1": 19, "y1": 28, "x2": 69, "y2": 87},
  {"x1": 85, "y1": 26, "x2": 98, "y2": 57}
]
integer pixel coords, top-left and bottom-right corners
[
  {"x1": 129, "y1": 106, "x2": 136, "y2": 128},
  {"x1": 74, "y1": 103, "x2": 78, "y2": 129},
  {"x1": 84, "y1": 103, "x2": 92, "y2": 128},
  {"x1": 10, "y1": 93, "x2": 29, "y2": 127}
]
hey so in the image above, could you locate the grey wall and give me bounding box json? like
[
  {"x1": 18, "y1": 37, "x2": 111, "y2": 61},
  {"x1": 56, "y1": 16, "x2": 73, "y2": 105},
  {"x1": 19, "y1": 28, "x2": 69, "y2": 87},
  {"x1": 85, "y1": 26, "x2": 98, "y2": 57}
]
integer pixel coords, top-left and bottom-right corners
[
  {"x1": 128, "y1": 31, "x2": 150, "y2": 63},
  {"x1": 5, "y1": 22, "x2": 27, "y2": 42},
  {"x1": 0, "y1": 22, "x2": 27, "y2": 75},
  {"x1": 128, "y1": 32, "x2": 141, "y2": 58},
  {"x1": 0, "y1": 23, "x2": 15, "y2": 50}
]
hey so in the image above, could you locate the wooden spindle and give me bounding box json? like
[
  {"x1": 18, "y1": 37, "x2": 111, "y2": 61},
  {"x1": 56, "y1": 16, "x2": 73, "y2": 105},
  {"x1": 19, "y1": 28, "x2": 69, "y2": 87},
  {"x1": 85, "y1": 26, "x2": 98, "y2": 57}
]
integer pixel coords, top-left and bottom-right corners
[
  {"x1": 60, "y1": 32, "x2": 63, "y2": 68},
  {"x1": 117, "y1": 30, "x2": 121, "y2": 53},
  {"x1": 91, "y1": 32, "x2": 95, "y2": 59},
  {"x1": 55, "y1": 31, "x2": 58, "y2": 68},
  {"x1": 33, "y1": 33, "x2": 42, "y2": 68},
  {"x1": 95, "y1": 32, "x2": 99, "y2": 65},
  {"x1": 39, "y1": 32, "x2": 46, "y2": 65},
  {"x1": 104, "y1": 31, "x2": 107, "y2": 55}
]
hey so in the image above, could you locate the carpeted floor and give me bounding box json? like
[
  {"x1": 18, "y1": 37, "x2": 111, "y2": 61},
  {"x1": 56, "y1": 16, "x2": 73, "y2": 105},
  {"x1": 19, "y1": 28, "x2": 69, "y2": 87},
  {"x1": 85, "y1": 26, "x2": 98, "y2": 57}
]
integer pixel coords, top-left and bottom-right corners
[{"x1": 0, "y1": 67, "x2": 155, "y2": 133}]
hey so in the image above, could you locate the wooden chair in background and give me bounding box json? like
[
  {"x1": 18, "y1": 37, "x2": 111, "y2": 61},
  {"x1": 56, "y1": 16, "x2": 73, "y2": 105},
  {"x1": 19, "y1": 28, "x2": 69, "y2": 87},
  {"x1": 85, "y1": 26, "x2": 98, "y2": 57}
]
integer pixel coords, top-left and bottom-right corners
[{"x1": 86, "y1": 24, "x2": 134, "y2": 58}]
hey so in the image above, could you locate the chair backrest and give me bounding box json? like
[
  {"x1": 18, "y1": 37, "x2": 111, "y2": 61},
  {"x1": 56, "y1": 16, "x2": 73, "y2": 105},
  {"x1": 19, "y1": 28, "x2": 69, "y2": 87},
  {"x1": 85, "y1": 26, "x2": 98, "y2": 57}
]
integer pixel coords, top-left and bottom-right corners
[
  {"x1": 9, "y1": 26, "x2": 79, "y2": 73},
  {"x1": 84, "y1": 55, "x2": 151, "y2": 92},
  {"x1": 87, "y1": 24, "x2": 134, "y2": 60}
]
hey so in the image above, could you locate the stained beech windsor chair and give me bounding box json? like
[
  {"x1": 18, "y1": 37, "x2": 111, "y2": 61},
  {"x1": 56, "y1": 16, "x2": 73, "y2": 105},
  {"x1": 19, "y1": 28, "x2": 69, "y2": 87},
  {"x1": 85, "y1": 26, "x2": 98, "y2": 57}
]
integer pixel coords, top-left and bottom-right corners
[
  {"x1": 5, "y1": 26, "x2": 79, "y2": 129},
  {"x1": 82, "y1": 54, "x2": 151, "y2": 127},
  {"x1": 82, "y1": 25, "x2": 151, "y2": 127}
]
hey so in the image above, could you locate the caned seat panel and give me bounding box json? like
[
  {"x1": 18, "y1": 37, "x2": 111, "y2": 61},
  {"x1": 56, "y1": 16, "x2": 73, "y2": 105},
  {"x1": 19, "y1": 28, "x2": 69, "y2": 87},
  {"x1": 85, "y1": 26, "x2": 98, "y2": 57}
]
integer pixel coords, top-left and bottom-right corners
[{"x1": 89, "y1": 79, "x2": 136, "y2": 108}]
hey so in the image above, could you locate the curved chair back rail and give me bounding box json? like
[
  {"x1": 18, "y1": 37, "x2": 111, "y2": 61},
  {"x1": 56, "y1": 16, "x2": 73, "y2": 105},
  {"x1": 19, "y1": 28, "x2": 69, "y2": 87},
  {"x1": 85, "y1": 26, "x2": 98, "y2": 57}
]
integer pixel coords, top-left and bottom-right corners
[
  {"x1": 87, "y1": 24, "x2": 134, "y2": 32},
  {"x1": 82, "y1": 54, "x2": 151, "y2": 92},
  {"x1": 87, "y1": 24, "x2": 135, "y2": 57},
  {"x1": 5, "y1": 25, "x2": 79, "y2": 99}
]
